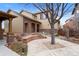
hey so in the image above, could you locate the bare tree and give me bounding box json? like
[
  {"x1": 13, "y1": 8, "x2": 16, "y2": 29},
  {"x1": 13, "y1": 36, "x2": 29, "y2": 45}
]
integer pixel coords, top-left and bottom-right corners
[{"x1": 32, "y1": 3, "x2": 75, "y2": 44}]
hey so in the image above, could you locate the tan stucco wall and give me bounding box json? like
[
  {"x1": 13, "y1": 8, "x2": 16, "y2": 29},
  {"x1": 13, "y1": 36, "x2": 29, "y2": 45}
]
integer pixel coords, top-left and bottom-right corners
[
  {"x1": 4, "y1": 20, "x2": 9, "y2": 33},
  {"x1": 39, "y1": 19, "x2": 51, "y2": 29},
  {"x1": 4, "y1": 11, "x2": 23, "y2": 33},
  {"x1": 21, "y1": 11, "x2": 36, "y2": 20},
  {"x1": 35, "y1": 13, "x2": 60, "y2": 30},
  {"x1": 35, "y1": 14, "x2": 40, "y2": 20}
]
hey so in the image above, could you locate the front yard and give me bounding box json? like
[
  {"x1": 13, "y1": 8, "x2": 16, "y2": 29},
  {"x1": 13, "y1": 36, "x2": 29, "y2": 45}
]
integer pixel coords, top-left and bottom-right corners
[
  {"x1": 6, "y1": 33, "x2": 46, "y2": 56},
  {"x1": 27, "y1": 37, "x2": 79, "y2": 56},
  {"x1": 1, "y1": 33, "x2": 79, "y2": 56}
]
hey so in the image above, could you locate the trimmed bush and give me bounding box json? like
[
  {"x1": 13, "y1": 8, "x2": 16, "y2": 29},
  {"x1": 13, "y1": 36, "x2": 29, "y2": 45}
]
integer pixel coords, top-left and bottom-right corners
[{"x1": 58, "y1": 29, "x2": 65, "y2": 36}]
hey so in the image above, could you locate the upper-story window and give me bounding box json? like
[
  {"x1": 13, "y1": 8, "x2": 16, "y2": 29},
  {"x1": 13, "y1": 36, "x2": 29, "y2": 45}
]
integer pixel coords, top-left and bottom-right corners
[
  {"x1": 76, "y1": 10, "x2": 79, "y2": 13},
  {"x1": 77, "y1": 22, "x2": 79, "y2": 30},
  {"x1": 34, "y1": 16, "x2": 37, "y2": 20},
  {"x1": 40, "y1": 13, "x2": 47, "y2": 19},
  {"x1": 78, "y1": 22, "x2": 79, "y2": 26}
]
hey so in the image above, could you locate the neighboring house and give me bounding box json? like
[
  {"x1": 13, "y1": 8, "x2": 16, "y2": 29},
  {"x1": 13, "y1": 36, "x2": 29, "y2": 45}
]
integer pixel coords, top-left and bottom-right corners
[
  {"x1": 63, "y1": 16, "x2": 79, "y2": 31},
  {"x1": 63, "y1": 4, "x2": 79, "y2": 31},
  {"x1": 4, "y1": 10, "x2": 60, "y2": 34}
]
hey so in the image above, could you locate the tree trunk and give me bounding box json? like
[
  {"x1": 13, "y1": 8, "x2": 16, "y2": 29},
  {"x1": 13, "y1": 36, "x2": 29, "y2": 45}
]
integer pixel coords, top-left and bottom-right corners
[{"x1": 51, "y1": 24, "x2": 55, "y2": 44}]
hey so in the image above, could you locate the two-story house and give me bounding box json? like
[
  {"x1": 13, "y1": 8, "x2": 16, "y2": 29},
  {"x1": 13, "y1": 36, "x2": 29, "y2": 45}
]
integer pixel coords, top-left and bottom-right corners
[{"x1": 4, "y1": 10, "x2": 60, "y2": 34}]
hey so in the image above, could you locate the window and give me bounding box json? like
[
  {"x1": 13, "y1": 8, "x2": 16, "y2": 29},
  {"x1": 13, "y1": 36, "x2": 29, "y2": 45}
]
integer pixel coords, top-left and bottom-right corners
[
  {"x1": 40, "y1": 13, "x2": 47, "y2": 19},
  {"x1": 76, "y1": 21, "x2": 79, "y2": 30},
  {"x1": 78, "y1": 22, "x2": 79, "y2": 30},
  {"x1": 76, "y1": 10, "x2": 79, "y2": 13}
]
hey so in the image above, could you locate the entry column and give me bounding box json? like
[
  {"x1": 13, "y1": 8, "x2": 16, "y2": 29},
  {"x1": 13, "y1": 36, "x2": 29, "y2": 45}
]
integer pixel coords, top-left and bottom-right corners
[
  {"x1": 7, "y1": 18, "x2": 14, "y2": 46},
  {"x1": 28, "y1": 23, "x2": 32, "y2": 33},
  {"x1": 0, "y1": 20, "x2": 2, "y2": 32},
  {"x1": 8, "y1": 18, "x2": 12, "y2": 33},
  {"x1": 0, "y1": 20, "x2": 3, "y2": 39},
  {"x1": 35, "y1": 24, "x2": 37, "y2": 32}
]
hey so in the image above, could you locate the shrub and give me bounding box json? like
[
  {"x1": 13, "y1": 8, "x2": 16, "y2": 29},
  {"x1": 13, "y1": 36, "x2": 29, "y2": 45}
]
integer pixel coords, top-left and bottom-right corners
[
  {"x1": 10, "y1": 41, "x2": 28, "y2": 56},
  {"x1": 58, "y1": 29, "x2": 65, "y2": 36}
]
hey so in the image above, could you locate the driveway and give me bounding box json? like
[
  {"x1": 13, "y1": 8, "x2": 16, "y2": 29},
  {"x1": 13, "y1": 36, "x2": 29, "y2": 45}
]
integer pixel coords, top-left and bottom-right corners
[{"x1": 27, "y1": 37, "x2": 79, "y2": 56}]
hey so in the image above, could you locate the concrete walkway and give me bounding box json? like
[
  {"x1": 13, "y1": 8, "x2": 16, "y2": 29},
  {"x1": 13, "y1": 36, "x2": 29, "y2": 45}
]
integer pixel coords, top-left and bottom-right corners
[
  {"x1": 27, "y1": 37, "x2": 79, "y2": 56},
  {"x1": 0, "y1": 39, "x2": 19, "y2": 56},
  {"x1": 0, "y1": 46, "x2": 19, "y2": 56}
]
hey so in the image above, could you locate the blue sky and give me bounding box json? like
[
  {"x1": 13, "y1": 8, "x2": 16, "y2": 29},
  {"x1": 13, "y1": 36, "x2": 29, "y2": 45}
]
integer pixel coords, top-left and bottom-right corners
[
  {"x1": 0, "y1": 3, "x2": 39, "y2": 13},
  {"x1": 0, "y1": 3, "x2": 74, "y2": 28}
]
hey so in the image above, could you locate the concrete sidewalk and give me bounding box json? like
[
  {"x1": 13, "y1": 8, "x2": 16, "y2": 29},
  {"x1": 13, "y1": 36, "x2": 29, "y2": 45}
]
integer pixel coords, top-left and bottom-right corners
[
  {"x1": 0, "y1": 39, "x2": 19, "y2": 56},
  {"x1": 0, "y1": 46, "x2": 19, "y2": 56},
  {"x1": 27, "y1": 37, "x2": 79, "y2": 56}
]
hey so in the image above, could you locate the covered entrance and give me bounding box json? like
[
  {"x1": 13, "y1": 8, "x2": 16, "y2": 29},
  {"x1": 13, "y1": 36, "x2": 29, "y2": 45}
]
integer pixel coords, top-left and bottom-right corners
[
  {"x1": 24, "y1": 23, "x2": 40, "y2": 33},
  {"x1": 24, "y1": 17, "x2": 41, "y2": 33},
  {"x1": 0, "y1": 11, "x2": 16, "y2": 39}
]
